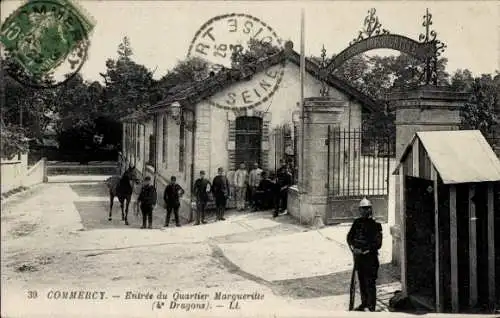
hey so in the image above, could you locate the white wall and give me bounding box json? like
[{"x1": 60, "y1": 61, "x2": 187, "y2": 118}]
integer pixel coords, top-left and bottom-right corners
[
  {"x1": 143, "y1": 113, "x2": 191, "y2": 197},
  {"x1": 1, "y1": 154, "x2": 46, "y2": 194},
  {"x1": 122, "y1": 61, "x2": 366, "y2": 202},
  {"x1": 195, "y1": 61, "x2": 363, "y2": 181},
  {"x1": 1, "y1": 156, "x2": 27, "y2": 193}
]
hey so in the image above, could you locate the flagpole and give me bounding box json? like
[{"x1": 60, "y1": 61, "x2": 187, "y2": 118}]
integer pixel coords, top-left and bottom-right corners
[
  {"x1": 297, "y1": 8, "x2": 305, "y2": 226},
  {"x1": 299, "y1": 8, "x2": 305, "y2": 190}
]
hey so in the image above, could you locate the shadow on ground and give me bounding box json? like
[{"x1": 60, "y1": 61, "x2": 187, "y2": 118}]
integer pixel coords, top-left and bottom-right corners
[
  {"x1": 73, "y1": 201, "x2": 166, "y2": 229},
  {"x1": 272, "y1": 262, "x2": 399, "y2": 299},
  {"x1": 70, "y1": 184, "x2": 108, "y2": 197}
]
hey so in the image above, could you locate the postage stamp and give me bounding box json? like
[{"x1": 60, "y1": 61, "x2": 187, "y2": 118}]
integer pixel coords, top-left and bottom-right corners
[
  {"x1": 187, "y1": 13, "x2": 285, "y2": 111},
  {"x1": 0, "y1": 0, "x2": 95, "y2": 88}
]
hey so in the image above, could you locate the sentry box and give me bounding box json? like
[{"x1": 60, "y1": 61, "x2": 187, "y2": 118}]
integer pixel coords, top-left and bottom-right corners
[{"x1": 393, "y1": 130, "x2": 500, "y2": 313}]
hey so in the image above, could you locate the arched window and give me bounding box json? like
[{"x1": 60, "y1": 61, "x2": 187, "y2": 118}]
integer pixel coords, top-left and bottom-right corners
[{"x1": 235, "y1": 116, "x2": 262, "y2": 170}]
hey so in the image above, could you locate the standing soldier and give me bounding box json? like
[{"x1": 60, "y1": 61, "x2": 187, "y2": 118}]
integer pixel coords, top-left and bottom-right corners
[
  {"x1": 274, "y1": 164, "x2": 292, "y2": 217},
  {"x1": 248, "y1": 162, "x2": 263, "y2": 210},
  {"x1": 233, "y1": 163, "x2": 248, "y2": 211},
  {"x1": 137, "y1": 176, "x2": 157, "y2": 229},
  {"x1": 346, "y1": 198, "x2": 383, "y2": 312},
  {"x1": 212, "y1": 167, "x2": 230, "y2": 221},
  {"x1": 193, "y1": 170, "x2": 210, "y2": 225},
  {"x1": 254, "y1": 171, "x2": 274, "y2": 210},
  {"x1": 163, "y1": 176, "x2": 184, "y2": 227}
]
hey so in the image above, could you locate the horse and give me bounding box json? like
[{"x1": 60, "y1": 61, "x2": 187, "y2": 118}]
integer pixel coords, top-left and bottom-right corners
[{"x1": 105, "y1": 166, "x2": 140, "y2": 225}]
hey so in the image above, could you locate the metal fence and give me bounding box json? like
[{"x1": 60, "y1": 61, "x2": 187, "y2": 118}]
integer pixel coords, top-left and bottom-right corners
[{"x1": 326, "y1": 127, "x2": 396, "y2": 198}]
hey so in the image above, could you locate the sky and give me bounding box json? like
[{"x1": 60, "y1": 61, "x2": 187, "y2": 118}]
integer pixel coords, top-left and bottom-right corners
[{"x1": 1, "y1": 0, "x2": 499, "y2": 83}]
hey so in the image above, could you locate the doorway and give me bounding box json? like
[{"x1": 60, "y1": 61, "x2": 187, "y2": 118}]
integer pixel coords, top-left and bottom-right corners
[
  {"x1": 405, "y1": 176, "x2": 436, "y2": 307},
  {"x1": 235, "y1": 116, "x2": 262, "y2": 170}
]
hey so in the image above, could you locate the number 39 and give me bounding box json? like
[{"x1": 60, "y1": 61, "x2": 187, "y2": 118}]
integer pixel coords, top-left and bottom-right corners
[{"x1": 27, "y1": 290, "x2": 38, "y2": 299}]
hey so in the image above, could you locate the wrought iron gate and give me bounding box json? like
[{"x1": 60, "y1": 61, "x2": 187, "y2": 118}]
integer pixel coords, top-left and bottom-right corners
[{"x1": 326, "y1": 126, "x2": 395, "y2": 198}]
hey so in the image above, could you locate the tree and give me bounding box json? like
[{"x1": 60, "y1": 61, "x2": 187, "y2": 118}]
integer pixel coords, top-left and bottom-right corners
[
  {"x1": 155, "y1": 57, "x2": 209, "y2": 99},
  {"x1": 458, "y1": 73, "x2": 499, "y2": 138},
  {"x1": 325, "y1": 53, "x2": 448, "y2": 141},
  {"x1": 449, "y1": 69, "x2": 474, "y2": 92},
  {"x1": 154, "y1": 38, "x2": 282, "y2": 101},
  {"x1": 2, "y1": 54, "x2": 60, "y2": 141},
  {"x1": 230, "y1": 38, "x2": 282, "y2": 68},
  {"x1": 0, "y1": 121, "x2": 29, "y2": 160},
  {"x1": 55, "y1": 74, "x2": 103, "y2": 132},
  {"x1": 99, "y1": 36, "x2": 156, "y2": 116},
  {"x1": 53, "y1": 74, "x2": 106, "y2": 160},
  {"x1": 329, "y1": 53, "x2": 449, "y2": 101}
]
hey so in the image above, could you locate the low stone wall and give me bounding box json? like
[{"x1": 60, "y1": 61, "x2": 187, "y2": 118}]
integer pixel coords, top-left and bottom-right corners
[
  {"x1": 47, "y1": 164, "x2": 118, "y2": 176},
  {"x1": 1, "y1": 158, "x2": 26, "y2": 194},
  {"x1": 24, "y1": 159, "x2": 47, "y2": 188},
  {"x1": 1, "y1": 155, "x2": 47, "y2": 195}
]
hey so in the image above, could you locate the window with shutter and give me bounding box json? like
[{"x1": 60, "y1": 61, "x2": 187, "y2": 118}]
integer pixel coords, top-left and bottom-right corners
[{"x1": 235, "y1": 116, "x2": 262, "y2": 170}]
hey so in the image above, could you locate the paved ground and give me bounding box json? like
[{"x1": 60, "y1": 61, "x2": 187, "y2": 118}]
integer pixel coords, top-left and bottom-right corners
[{"x1": 1, "y1": 175, "x2": 402, "y2": 317}]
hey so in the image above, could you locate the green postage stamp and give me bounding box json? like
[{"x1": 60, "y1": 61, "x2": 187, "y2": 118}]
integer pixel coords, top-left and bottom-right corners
[{"x1": 0, "y1": 0, "x2": 95, "y2": 87}]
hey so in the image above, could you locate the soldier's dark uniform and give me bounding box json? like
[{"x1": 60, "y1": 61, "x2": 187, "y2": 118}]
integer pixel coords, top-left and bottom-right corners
[
  {"x1": 138, "y1": 178, "x2": 157, "y2": 229},
  {"x1": 346, "y1": 199, "x2": 382, "y2": 312}
]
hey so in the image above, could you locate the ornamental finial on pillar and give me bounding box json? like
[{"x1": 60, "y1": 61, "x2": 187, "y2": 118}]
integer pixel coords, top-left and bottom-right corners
[
  {"x1": 319, "y1": 45, "x2": 329, "y2": 97},
  {"x1": 349, "y1": 8, "x2": 390, "y2": 45},
  {"x1": 418, "y1": 8, "x2": 447, "y2": 86}
]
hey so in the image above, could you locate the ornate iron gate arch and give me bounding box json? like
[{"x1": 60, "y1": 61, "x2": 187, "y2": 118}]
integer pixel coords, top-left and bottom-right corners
[
  {"x1": 317, "y1": 8, "x2": 447, "y2": 200},
  {"x1": 323, "y1": 8, "x2": 446, "y2": 86}
]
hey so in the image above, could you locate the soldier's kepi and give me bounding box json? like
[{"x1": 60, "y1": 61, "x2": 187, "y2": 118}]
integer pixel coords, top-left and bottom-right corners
[{"x1": 346, "y1": 197, "x2": 383, "y2": 312}]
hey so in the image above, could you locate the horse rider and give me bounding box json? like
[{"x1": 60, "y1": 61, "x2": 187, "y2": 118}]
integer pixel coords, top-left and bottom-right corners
[
  {"x1": 346, "y1": 197, "x2": 382, "y2": 312},
  {"x1": 137, "y1": 176, "x2": 157, "y2": 229}
]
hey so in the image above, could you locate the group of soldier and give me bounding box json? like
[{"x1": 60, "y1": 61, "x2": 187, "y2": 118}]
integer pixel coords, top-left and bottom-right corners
[
  {"x1": 135, "y1": 159, "x2": 295, "y2": 228},
  {"x1": 191, "y1": 159, "x2": 295, "y2": 225}
]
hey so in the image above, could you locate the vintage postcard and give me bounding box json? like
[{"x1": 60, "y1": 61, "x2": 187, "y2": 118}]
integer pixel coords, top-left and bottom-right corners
[{"x1": 1, "y1": 1, "x2": 499, "y2": 317}]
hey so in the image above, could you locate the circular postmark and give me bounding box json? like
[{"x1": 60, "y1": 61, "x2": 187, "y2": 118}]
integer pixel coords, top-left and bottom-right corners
[
  {"x1": 0, "y1": 0, "x2": 95, "y2": 88},
  {"x1": 187, "y1": 13, "x2": 285, "y2": 111}
]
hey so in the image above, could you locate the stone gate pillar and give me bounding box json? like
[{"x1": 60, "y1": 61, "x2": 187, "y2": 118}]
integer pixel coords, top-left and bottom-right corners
[
  {"x1": 388, "y1": 85, "x2": 469, "y2": 269},
  {"x1": 288, "y1": 97, "x2": 346, "y2": 225}
]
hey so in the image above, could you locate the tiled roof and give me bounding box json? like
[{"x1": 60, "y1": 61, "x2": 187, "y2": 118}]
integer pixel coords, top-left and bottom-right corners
[
  {"x1": 128, "y1": 41, "x2": 382, "y2": 119},
  {"x1": 149, "y1": 50, "x2": 287, "y2": 112},
  {"x1": 120, "y1": 109, "x2": 150, "y2": 122},
  {"x1": 394, "y1": 130, "x2": 500, "y2": 184}
]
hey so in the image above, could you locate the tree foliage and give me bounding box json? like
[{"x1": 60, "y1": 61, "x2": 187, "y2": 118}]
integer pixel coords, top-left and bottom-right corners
[
  {"x1": 99, "y1": 36, "x2": 156, "y2": 115},
  {"x1": 231, "y1": 38, "x2": 282, "y2": 68},
  {"x1": 155, "y1": 57, "x2": 209, "y2": 99},
  {"x1": 307, "y1": 52, "x2": 449, "y2": 141},
  {"x1": 458, "y1": 73, "x2": 499, "y2": 138},
  {"x1": 0, "y1": 121, "x2": 30, "y2": 160},
  {"x1": 3, "y1": 30, "x2": 499, "y2": 161},
  {"x1": 1, "y1": 55, "x2": 59, "y2": 159}
]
